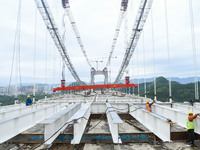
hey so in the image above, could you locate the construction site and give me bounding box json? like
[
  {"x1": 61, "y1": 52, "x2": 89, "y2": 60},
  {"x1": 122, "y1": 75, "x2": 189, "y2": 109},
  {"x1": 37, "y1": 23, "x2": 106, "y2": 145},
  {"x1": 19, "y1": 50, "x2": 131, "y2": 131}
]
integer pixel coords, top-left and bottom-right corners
[
  {"x1": 0, "y1": 0, "x2": 200, "y2": 149},
  {"x1": 0, "y1": 91, "x2": 200, "y2": 150}
]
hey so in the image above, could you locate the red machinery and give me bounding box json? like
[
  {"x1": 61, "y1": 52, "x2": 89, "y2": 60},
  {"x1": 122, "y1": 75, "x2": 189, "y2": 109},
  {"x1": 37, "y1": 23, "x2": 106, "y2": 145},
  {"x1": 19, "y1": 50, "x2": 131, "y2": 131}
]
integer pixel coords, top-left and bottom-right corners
[{"x1": 53, "y1": 76, "x2": 137, "y2": 92}]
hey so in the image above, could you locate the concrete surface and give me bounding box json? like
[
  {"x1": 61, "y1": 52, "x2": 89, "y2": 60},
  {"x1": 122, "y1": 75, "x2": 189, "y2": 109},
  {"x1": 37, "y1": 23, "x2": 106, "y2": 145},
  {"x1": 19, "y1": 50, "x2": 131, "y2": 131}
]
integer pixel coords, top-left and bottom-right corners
[
  {"x1": 88, "y1": 120, "x2": 109, "y2": 133},
  {"x1": 83, "y1": 142, "x2": 200, "y2": 150}
]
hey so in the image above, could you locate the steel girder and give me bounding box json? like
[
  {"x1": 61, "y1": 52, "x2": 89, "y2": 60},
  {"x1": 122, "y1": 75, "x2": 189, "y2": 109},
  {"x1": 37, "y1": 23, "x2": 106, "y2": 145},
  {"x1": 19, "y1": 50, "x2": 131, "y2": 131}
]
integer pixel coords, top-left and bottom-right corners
[{"x1": 0, "y1": 103, "x2": 62, "y2": 143}]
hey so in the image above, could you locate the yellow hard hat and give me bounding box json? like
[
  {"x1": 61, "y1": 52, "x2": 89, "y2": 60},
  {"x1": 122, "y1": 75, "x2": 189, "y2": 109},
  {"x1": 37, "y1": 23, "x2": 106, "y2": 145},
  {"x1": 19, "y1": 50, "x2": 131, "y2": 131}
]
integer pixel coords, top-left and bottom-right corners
[
  {"x1": 146, "y1": 101, "x2": 149, "y2": 103},
  {"x1": 188, "y1": 111, "x2": 193, "y2": 115},
  {"x1": 27, "y1": 95, "x2": 30, "y2": 98}
]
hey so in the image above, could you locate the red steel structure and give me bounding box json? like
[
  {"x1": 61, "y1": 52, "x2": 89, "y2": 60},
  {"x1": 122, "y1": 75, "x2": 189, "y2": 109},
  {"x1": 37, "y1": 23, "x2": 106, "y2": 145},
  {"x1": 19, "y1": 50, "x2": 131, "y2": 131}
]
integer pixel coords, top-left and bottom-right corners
[{"x1": 53, "y1": 76, "x2": 138, "y2": 92}]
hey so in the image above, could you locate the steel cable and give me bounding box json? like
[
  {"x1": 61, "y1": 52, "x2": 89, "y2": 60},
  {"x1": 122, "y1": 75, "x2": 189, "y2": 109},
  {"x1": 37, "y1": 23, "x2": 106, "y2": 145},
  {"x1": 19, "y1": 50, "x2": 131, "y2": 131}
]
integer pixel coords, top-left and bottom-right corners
[
  {"x1": 33, "y1": 6, "x2": 37, "y2": 101},
  {"x1": 189, "y1": 0, "x2": 199, "y2": 100},
  {"x1": 8, "y1": 0, "x2": 22, "y2": 98},
  {"x1": 64, "y1": 5, "x2": 92, "y2": 68},
  {"x1": 137, "y1": 46, "x2": 140, "y2": 97},
  {"x1": 142, "y1": 33, "x2": 146, "y2": 98},
  {"x1": 106, "y1": 11, "x2": 126, "y2": 68},
  {"x1": 164, "y1": 0, "x2": 172, "y2": 102},
  {"x1": 151, "y1": 9, "x2": 157, "y2": 100}
]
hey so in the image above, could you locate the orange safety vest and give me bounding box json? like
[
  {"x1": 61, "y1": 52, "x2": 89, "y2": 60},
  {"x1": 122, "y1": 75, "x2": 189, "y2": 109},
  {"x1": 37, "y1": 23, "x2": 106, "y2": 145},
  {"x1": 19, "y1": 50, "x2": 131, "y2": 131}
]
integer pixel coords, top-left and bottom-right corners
[{"x1": 146, "y1": 104, "x2": 151, "y2": 111}]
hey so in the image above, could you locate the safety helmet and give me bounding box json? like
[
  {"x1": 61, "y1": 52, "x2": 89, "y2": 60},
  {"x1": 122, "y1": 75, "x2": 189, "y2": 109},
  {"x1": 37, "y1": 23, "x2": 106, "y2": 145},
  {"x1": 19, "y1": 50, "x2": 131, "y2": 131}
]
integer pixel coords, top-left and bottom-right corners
[
  {"x1": 27, "y1": 95, "x2": 30, "y2": 98},
  {"x1": 146, "y1": 100, "x2": 149, "y2": 103},
  {"x1": 188, "y1": 111, "x2": 193, "y2": 115}
]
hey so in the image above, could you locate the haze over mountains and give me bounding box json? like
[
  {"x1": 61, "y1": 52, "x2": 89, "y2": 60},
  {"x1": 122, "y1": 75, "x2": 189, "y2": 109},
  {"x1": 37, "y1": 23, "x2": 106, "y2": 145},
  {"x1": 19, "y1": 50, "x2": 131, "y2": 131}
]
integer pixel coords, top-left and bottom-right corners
[
  {"x1": 0, "y1": 76, "x2": 199, "y2": 86},
  {"x1": 131, "y1": 77, "x2": 200, "y2": 84},
  {"x1": 95, "y1": 77, "x2": 200, "y2": 85}
]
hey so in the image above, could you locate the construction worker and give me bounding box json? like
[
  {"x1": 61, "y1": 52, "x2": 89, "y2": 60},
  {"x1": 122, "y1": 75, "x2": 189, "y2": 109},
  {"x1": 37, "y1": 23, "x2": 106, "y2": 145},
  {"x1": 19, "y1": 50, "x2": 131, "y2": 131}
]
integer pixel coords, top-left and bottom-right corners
[
  {"x1": 187, "y1": 111, "x2": 199, "y2": 147},
  {"x1": 146, "y1": 100, "x2": 155, "y2": 112},
  {"x1": 26, "y1": 95, "x2": 33, "y2": 106}
]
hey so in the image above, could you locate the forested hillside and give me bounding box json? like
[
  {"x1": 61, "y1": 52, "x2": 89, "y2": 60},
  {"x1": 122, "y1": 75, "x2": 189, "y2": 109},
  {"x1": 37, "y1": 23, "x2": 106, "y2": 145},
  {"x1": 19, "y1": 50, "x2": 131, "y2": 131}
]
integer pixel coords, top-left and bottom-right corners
[{"x1": 128, "y1": 76, "x2": 199, "y2": 102}]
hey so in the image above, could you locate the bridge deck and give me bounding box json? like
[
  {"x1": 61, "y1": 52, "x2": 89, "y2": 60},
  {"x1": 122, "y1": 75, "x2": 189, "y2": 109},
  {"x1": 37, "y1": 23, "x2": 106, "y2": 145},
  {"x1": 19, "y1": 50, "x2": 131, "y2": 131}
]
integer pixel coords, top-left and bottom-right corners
[{"x1": 1, "y1": 93, "x2": 200, "y2": 149}]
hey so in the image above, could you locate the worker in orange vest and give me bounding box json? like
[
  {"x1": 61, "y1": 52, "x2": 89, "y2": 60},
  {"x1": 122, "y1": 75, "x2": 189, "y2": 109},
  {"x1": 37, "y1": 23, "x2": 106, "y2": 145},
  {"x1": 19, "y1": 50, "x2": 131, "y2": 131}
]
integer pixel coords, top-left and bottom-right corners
[
  {"x1": 146, "y1": 100, "x2": 155, "y2": 112},
  {"x1": 187, "y1": 111, "x2": 199, "y2": 147}
]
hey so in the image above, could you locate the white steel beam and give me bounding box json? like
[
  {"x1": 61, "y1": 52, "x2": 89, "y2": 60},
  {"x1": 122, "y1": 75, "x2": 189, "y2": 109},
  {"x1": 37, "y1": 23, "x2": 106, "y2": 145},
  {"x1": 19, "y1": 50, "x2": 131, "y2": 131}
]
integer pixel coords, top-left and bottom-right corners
[
  {"x1": 71, "y1": 103, "x2": 91, "y2": 144},
  {"x1": 91, "y1": 103, "x2": 106, "y2": 114},
  {"x1": 128, "y1": 103, "x2": 171, "y2": 141},
  {"x1": 172, "y1": 103, "x2": 200, "y2": 114},
  {"x1": 106, "y1": 103, "x2": 123, "y2": 143},
  {"x1": 0, "y1": 104, "x2": 48, "y2": 120},
  {"x1": 152, "y1": 104, "x2": 200, "y2": 135},
  {"x1": 39, "y1": 103, "x2": 81, "y2": 144},
  {"x1": 193, "y1": 103, "x2": 200, "y2": 109},
  {"x1": 0, "y1": 104, "x2": 24, "y2": 111},
  {"x1": 0, "y1": 103, "x2": 62, "y2": 143},
  {"x1": 111, "y1": 103, "x2": 129, "y2": 113}
]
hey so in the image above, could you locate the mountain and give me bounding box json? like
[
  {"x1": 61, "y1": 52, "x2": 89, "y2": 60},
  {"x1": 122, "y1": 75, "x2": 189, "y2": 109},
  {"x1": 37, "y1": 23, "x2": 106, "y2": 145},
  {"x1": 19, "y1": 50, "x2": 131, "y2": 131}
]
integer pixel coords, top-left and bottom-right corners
[
  {"x1": 1, "y1": 77, "x2": 199, "y2": 87},
  {"x1": 117, "y1": 76, "x2": 200, "y2": 103},
  {"x1": 171, "y1": 77, "x2": 199, "y2": 84},
  {"x1": 130, "y1": 77, "x2": 200, "y2": 84}
]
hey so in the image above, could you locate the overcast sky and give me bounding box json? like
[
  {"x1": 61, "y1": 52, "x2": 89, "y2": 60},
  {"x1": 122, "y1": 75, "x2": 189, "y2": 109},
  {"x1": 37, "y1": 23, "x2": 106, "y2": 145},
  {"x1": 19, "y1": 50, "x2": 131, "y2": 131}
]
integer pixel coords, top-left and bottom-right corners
[{"x1": 0, "y1": 0, "x2": 200, "y2": 86}]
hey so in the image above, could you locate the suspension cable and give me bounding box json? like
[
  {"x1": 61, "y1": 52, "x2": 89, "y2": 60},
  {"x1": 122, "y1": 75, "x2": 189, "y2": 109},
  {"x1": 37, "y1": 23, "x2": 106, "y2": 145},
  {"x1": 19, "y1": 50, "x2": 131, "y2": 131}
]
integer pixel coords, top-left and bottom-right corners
[
  {"x1": 114, "y1": 0, "x2": 154, "y2": 84},
  {"x1": 18, "y1": 9, "x2": 23, "y2": 97},
  {"x1": 189, "y1": 0, "x2": 199, "y2": 100},
  {"x1": 106, "y1": 0, "x2": 129, "y2": 85},
  {"x1": 108, "y1": 10, "x2": 125, "y2": 85},
  {"x1": 62, "y1": 61, "x2": 65, "y2": 80},
  {"x1": 60, "y1": 55, "x2": 62, "y2": 80},
  {"x1": 132, "y1": 53, "x2": 135, "y2": 95},
  {"x1": 45, "y1": 29, "x2": 48, "y2": 99},
  {"x1": 137, "y1": 46, "x2": 140, "y2": 97},
  {"x1": 151, "y1": 9, "x2": 156, "y2": 101},
  {"x1": 35, "y1": 0, "x2": 84, "y2": 85},
  {"x1": 63, "y1": 3, "x2": 92, "y2": 68},
  {"x1": 62, "y1": 13, "x2": 66, "y2": 81},
  {"x1": 124, "y1": 11, "x2": 130, "y2": 94},
  {"x1": 33, "y1": 6, "x2": 37, "y2": 102},
  {"x1": 15, "y1": 11, "x2": 19, "y2": 100},
  {"x1": 164, "y1": 0, "x2": 172, "y2": 102},
  {"x1": 106, "y1": 0, "x2": 129, "y2": 67},
  {"x1": 14, "y1": 0, "x2": 22, "y2": 102},
  {"x1": 124, "y1": 11, "x2": 129, "y2": 47},
  {"x1": 142, "y1": 33, "x2": 146, "y2": 98},
  {"x1": 8, "y1": 0, "x2": 21, "y2": 95},
  {"x1": 53, "y1": 45, "x2": 56, "y2": 89}
]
